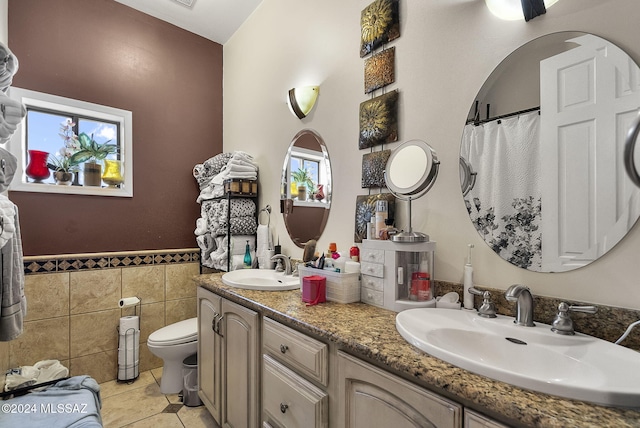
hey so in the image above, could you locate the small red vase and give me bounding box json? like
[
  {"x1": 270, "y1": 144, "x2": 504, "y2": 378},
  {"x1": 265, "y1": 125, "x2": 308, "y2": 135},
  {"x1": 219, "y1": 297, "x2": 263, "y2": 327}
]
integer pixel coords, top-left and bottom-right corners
[
  {"x1": 315, "y1": 184, "x2": 325, "y2": 200},
  {"x1": 25, "y1": 150, "x2": 50, "y2": 183}
]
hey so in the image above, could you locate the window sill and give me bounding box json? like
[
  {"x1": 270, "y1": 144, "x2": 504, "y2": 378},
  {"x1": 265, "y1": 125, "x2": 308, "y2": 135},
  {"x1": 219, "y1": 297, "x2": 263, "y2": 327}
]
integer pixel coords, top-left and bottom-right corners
[{"x1": 10, "y1": 181, "x2": 132, "y2": 197}]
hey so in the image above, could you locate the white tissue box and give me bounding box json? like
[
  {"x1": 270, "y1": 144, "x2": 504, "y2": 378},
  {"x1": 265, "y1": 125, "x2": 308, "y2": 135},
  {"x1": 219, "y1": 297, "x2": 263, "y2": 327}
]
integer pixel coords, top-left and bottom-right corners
[{"x1": 298, "y1": 266, "x2": 360, "y2": 304}]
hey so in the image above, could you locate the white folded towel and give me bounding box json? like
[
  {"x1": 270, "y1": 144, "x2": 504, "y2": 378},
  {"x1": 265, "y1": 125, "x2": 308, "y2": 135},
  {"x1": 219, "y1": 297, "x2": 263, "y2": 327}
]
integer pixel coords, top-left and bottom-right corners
[{"x1": 0, "y1": 42, "x2": 18, "y2": 91}]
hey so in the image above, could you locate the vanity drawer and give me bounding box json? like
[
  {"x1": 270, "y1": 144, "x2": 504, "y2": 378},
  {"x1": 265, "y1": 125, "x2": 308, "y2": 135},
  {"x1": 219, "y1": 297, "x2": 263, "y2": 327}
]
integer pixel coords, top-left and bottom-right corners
[
  {"x1": 263, "y1": 355, "x2": 328, "y2": 428},
  {"x1": 361, "y1": 261, "x2": 384, "y2": 278},
  {"x1": 361, "y1": 287, "x2": 384, "y2": 307},
  {"x1": 361, "y1": 274, "x2": 384, "y2": 292},
  {"x1": 263, "y1": 317, "x2": 328, "y2": 386},
  {"x1": 361, "y1": 248, "x2": 384, "y2": 264}
]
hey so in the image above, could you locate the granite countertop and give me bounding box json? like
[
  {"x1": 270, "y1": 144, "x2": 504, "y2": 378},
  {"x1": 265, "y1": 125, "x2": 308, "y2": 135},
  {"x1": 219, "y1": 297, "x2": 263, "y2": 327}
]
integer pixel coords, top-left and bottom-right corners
[{"x1": 195, "y1": 273, "x2": 640, "y2": 428}]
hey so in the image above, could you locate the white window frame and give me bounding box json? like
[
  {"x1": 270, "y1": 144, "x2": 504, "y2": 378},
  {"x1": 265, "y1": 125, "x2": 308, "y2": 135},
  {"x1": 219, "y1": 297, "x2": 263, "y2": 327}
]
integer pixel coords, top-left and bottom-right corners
[
  {"x1": 288, "y1": 146, "x2": 329, "y2": 208},
  {"x1": 7, "y1": 87, "x2": 133, "y2": 197}
]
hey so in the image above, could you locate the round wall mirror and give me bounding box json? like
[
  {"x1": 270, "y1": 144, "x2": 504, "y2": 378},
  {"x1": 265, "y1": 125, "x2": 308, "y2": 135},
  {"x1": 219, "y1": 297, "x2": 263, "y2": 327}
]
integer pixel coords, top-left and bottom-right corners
[
  {"x1": 460, "y1": 32, "x2": 640, "y2": 272},
  {"x1": 385, "y1": 139, "x2": 439, "y2": 242},
  {"x1": 280, "y1": 129, "x2": 332, "y2": 248}
]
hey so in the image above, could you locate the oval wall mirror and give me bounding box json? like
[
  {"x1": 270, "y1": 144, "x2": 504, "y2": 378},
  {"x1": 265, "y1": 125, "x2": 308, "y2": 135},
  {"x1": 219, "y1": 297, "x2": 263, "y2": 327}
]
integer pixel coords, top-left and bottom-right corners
[
  {"x1": 280, "y1": 129, "x2": 332, "y2": 248},
  {"x1": 460, "y1": 32, "x2": 640, "y2": 272},
  {"x1": 385, "y1": 139, "x2": 439, "y2": 242}
]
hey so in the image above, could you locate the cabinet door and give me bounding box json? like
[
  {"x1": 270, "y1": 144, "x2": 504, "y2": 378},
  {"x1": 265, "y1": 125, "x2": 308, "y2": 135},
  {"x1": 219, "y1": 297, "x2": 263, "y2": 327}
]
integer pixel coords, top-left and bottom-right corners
[
  {"x1": 337, "y1": 351, "x2": 461, "y2": 428},
  {"x1": 197, "y1": 287, "x2": 222, "y2": 423},
  {"x1": 221, "y1": 298, "x2": 260, "y2": 428}
]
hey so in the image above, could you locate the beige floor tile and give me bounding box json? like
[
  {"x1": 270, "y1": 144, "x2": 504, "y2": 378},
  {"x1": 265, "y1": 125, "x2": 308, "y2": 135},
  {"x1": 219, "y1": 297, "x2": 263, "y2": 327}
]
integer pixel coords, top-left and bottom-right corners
[
  {"x1": 101, "y1": 380, "x2": 169, "y2": 427},
  {"x1": 99, "y1": 370, "x2": 156, "y2": 399},
  {"x1": 121, "y1": 412, "x2": 184, "y2": 428},
  {"x1": 178, "y1": 405, "x2": 218, "y2": 428},
  {"x1": 150, "y1": 366, "x2": 163, "y2": 384}
]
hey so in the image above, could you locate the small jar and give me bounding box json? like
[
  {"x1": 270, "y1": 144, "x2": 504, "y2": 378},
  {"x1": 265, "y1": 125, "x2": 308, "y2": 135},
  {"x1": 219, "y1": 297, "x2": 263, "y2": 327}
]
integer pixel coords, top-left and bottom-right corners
[{"x1": 349, "y1": 245, "x2": 360, "y2": 262}]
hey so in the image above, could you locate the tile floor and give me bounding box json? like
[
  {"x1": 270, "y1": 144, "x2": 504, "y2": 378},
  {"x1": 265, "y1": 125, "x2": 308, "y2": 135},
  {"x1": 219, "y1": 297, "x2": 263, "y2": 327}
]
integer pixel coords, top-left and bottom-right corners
[{"x1": 99, "y1": 368, "x2": 217, "y2": 427}]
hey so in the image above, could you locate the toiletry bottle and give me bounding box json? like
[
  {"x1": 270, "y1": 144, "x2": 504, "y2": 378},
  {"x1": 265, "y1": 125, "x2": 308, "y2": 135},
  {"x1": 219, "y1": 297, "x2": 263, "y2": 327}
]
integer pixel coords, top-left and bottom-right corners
[
  {"x1": 463, "y1": 244, "x2": 475, "y2": 309},
  {"x1": 243, "y1": 240, "x2": 252, "y2": 268},
  {"x1": 349, "y1": 245, "x2": 359, "y2": 262},
  {"x1": 327, "y1": 242, "x2": 336, "y2": 259},
  {"x1": 375, "y1": 200, "x2": 388, "y2": 240}
]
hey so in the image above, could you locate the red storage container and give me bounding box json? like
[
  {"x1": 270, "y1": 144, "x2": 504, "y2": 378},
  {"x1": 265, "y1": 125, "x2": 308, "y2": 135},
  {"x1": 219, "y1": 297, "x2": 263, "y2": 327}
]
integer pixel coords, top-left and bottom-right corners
[{"x1": 302, "y1": 275, "x2": 326, "y2": 305}]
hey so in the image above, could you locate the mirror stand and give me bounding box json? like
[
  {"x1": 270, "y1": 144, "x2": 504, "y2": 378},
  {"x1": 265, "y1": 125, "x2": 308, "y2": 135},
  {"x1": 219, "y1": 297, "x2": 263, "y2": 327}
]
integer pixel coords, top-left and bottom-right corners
[
  {"x1": 387, "y1": 193, "x2": 429, "y2": 242},
  {"x1": 384, "y1": 139, "x2": 440, "y2": 243}
]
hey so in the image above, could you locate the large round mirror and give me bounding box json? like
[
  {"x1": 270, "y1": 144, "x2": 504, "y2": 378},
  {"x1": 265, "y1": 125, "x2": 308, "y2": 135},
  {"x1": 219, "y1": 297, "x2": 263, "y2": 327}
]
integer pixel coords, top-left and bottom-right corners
[
  {"x1": 460, "y1": 32, "x2": 640, "y2": 272},
  {"x1": 281, "y1": 129, "x2": 332, "y2": 248}
]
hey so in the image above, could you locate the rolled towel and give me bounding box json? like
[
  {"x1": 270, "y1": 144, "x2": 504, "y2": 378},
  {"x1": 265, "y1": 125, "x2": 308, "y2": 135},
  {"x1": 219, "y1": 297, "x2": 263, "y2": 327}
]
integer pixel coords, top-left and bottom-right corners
[
  {"x1": 0, "y1": 42, "x2": 18, "y2": 91},
  {"x1": 194, "y1": 217, "x2": 207, "y2": 236},
  {"x1": 0, "y1": 93, "x2": 27, "y2": 125},
  {"x1": 0, "y1": 147, "x2": 17, "y2": 191}
]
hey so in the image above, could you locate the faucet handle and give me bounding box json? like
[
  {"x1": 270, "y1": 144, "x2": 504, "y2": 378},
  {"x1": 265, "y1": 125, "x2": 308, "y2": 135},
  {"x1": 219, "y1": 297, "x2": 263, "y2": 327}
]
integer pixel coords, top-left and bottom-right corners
[
  {"x1": 568, "y1": 304, "x2": 597, "y2": 315},
  {"x1": 551, "y1": 302, "x2": 597, "y2": 335},
  {"x1": 468, "y1": 288, "x2": 497, "y2": 318}
]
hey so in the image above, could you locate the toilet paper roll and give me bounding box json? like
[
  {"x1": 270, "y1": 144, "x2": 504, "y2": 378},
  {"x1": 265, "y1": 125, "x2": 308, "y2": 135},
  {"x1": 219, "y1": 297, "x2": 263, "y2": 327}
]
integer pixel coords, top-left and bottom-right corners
[
  {"x1": 119, "y1": 297, "x2": 141, "y2": 308},
  {"x1": 119, "y1": 316, "x2": 140, "y2": 333}
]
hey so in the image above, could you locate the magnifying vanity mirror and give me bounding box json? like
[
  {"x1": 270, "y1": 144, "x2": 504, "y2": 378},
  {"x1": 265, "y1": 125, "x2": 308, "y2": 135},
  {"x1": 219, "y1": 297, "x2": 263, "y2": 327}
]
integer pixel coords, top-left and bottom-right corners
[
  {"x1": 385, "y1": 139, "x2": 439, "y2": 242},
  {"x1": 460, "y1": 31, "x2": 640, "y2": 272},
  {"x1": 281, "y1": 129, "x2": 332, "y2": 248}
]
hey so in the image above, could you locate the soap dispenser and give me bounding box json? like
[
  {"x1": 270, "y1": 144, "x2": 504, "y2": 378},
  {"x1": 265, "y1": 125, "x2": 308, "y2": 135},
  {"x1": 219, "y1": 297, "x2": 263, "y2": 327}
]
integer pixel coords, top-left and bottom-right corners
[
  {"x1": 463, "y1": 244, "x2": 474, "y2": 309},
  {"x1": 243, "y1": 240, "x2": 252, "y2": 268}
]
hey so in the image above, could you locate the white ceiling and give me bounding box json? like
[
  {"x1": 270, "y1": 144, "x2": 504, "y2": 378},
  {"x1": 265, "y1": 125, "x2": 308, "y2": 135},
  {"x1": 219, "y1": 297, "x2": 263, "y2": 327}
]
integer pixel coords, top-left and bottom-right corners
[{"x1": 113, "y1": 0, "x2": 263, "y2": 44}]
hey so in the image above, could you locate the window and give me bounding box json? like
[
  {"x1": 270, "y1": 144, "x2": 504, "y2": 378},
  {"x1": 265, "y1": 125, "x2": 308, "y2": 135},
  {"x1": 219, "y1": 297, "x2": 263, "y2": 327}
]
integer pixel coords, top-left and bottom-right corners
[
  {"x1": 7, "y1": 88, "x2": 133, "y2": 197},
  {"x1": 287, "y1": 146, "x2": 328, "y2": 207}
]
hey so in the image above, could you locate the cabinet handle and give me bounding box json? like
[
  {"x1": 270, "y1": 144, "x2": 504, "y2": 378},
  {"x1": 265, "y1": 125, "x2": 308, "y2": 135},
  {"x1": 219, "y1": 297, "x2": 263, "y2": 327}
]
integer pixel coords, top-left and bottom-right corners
[
  {"x1": 280, "y1": 403, "x2": 289, "y2": 414},
  {"x1": 280, "y1": 344, "x2": 288, "y2": 354},
  {"x1": 216, "y1": 315, "x2": 224, "y2": 337}
]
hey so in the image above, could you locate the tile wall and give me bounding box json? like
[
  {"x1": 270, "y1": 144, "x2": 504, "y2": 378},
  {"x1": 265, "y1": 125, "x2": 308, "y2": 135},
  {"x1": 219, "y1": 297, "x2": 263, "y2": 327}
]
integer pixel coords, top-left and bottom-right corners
[{"x1": 1, "y1": 249, "x2": 201, "y2": 384}]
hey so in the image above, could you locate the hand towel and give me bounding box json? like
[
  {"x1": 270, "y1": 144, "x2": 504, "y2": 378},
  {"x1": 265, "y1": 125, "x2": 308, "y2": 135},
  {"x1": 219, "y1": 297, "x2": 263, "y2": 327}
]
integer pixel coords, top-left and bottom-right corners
[
  {"x1": 0, "y1": 42, "x2": 18, "y2": 91},
  {"x1": 256, "y1": 224, "x2": 272, "y2": 269}
]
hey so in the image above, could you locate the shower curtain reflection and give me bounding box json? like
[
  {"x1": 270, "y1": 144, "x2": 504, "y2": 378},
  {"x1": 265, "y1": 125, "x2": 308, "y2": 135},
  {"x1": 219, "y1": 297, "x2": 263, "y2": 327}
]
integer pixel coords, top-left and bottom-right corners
[{"x1": 461, "y1": 111, "x2": 542, "y2": 270}]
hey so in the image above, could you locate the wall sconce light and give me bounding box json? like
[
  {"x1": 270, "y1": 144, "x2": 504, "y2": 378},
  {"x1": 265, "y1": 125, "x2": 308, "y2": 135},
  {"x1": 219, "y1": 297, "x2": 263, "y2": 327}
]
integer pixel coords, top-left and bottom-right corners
[
  {"x1": 486, "y1": 0, "x2": 559, "y2": 21},
  {"x1": 287, "y1": 86, "x2": 319, "y2": 119}
]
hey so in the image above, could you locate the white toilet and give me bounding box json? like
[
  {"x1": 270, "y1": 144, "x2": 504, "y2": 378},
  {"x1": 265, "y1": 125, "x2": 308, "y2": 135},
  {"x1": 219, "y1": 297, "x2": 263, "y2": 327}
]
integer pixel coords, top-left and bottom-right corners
[{"x1": 147, "y1": 317, "x2": 198, "y2": 394}]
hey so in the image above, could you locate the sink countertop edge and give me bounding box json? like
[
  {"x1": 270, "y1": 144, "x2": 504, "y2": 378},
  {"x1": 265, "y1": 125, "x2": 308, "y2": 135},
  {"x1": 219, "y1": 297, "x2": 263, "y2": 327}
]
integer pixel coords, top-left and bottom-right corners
[{"x1": 195, "y1": 273, "x2": 640, "y2": 428}]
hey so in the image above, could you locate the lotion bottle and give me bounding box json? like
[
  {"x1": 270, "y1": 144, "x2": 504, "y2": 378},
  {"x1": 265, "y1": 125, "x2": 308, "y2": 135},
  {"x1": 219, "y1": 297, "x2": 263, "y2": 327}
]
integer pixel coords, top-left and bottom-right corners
[{"x1": 463, "y1": 244, "x2": 474, "y2": 309}]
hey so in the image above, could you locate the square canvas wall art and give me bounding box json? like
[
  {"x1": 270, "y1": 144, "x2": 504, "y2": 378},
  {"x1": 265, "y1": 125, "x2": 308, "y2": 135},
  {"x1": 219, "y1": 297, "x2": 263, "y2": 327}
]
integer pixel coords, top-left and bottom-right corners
[
  {"x1": 354, "y1": 193, "x2": 396, "y2": 242},
  {"x1": 364, "y1": 47, "x2": 395, "y2": 94},
  {"x1": 359, "y1": 90, "x2": 399, "y2": 149},
  {"x1": 360, "y1": 0, "x2": 400, "y2": 57},
  {"x1": 362, "y1": 149, "x2": 391, "y2": 188}
]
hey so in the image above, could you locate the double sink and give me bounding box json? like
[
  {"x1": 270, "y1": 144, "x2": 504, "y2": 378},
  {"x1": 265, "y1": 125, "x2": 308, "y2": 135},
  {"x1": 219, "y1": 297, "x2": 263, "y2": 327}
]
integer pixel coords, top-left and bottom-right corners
[{"x1": 222, "y1": 269, "x2": 640, "y2": 408}]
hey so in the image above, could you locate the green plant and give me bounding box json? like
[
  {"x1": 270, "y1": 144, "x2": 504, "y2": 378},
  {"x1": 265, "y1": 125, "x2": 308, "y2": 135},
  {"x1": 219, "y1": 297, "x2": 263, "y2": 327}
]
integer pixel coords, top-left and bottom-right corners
[
  {"x1": 69, "y1": 132, "x2": 118, "y2": 164},
  {"x1": 47, "y1": 154, "x2": 79, "y2": 173},
  {"x1": 291, "y1": 167, "x2": 313, "y2": 188}
]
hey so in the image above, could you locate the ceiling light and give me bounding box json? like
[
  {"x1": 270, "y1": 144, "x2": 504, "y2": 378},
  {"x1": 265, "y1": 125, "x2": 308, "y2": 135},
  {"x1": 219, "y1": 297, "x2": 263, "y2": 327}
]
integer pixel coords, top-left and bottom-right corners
[{"x1": 486, "y1": 0, "x2": 559, "y2": 21}]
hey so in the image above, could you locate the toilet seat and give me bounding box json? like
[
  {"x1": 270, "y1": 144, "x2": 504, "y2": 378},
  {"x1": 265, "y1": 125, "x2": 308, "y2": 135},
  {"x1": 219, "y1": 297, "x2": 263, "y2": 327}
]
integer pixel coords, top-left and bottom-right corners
[{"x1": 147, "y1": 317, "x2": 197, "y2": 347}]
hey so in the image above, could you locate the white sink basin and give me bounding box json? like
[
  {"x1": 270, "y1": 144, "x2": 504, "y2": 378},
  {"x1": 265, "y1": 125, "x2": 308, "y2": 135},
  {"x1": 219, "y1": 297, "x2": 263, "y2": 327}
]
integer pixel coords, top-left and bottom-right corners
[
  {"x1": 222, "y1": 269, "x2": 300, "y2": 291},
  {"x1": 396, "y1": 308, "x2": 640, "y2": 407}
]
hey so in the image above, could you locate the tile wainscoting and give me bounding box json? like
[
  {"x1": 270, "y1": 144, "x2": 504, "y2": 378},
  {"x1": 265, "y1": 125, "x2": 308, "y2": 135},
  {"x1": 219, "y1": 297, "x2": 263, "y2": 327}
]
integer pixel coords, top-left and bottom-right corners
[{"x1": 0, "y1": 248, "x2": 201, "y2": 385}]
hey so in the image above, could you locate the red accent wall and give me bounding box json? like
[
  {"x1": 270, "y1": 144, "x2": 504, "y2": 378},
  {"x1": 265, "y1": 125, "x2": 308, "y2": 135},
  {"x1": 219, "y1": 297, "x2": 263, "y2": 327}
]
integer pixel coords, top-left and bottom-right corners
[{"x1": 8, "y1": 0, "x2": 223, "y2": 255}]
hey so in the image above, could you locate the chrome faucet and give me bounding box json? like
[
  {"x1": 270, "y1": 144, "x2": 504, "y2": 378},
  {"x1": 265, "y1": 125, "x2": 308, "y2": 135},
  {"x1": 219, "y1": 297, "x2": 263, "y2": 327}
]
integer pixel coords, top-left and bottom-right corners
[
  {"x1": 271, "y1": 254, "x2": 292, "y2": 275},
  {"x1": 505, "y1": 284, "x2": 535, "y2": 327}
]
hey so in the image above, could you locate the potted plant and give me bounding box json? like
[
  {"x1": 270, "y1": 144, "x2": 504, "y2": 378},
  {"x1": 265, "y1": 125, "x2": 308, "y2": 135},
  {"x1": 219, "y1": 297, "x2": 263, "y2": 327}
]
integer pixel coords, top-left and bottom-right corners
[
  {"x1": 291, "y1": 168, "x2": 313, "y2": 201},
  {"x1": 43, "y1": 119, "x2": 81, "y2": 185},
  {"x1": 70, "y1": 132, "x2": 118, "y2": 186},
  {"x1": 47, "y1": 154, "x2": 79, "y2": 185}
]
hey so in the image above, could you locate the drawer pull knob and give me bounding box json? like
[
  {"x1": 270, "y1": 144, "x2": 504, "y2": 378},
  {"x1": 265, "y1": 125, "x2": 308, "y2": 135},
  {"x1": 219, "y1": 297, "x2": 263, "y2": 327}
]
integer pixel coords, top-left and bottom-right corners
[
  {"x1": 280, "y1": 403, "x2": 289, "y2": 413},
  {"x1": 280, "y1": 344, "x2": 289, "y2": 354}
]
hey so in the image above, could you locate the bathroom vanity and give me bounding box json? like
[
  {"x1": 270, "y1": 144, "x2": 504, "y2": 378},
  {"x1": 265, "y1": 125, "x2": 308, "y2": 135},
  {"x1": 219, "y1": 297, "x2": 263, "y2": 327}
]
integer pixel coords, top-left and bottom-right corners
[{"x1": 195, "y1": 273, "x2": 640, "y2": 427}]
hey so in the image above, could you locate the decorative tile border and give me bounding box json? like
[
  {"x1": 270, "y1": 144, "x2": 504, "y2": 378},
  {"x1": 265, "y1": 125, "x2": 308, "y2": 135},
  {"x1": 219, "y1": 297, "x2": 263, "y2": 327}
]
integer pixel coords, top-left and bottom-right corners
[{"x1": 23, "y1": 248, "x2": 200, "y2": 275}]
